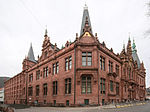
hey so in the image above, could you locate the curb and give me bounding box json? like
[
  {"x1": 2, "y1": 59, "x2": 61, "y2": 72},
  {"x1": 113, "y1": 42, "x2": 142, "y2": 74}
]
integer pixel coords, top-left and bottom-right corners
[
  {"x1": 102, "y1": 102, "x2": 146, "y2": 109},
  {"x1": 116, "y1": 103, "x2": 146, "y2": 108}
]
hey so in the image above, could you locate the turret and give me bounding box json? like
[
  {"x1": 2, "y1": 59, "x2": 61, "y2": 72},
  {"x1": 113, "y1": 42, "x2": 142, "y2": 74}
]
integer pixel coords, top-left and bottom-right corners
[
  {"x1": 127, "y1": 37, "x2": 132, "y2": 56},
  {"x1": 22, "y1": 43, "x2": 37, "y2": 71}
]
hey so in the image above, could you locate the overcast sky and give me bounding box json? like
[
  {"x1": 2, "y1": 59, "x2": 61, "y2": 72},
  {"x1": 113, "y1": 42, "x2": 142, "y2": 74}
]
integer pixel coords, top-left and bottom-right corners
[{"x1": 0, "y1": 0, "x2": 150, "y2": 87}]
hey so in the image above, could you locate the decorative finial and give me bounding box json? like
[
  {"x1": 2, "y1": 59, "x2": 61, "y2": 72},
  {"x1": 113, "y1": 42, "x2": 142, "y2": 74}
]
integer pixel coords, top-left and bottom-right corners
[
  {"x1": 84, "y1": 2, "x2": 88, "y2": 10},
  {"x1": 45, "y1": 25, "x2": 48, "y2": 36},
  {"x1": 76, "y1": 33, "x2": 78, "y2": 37},
  {"x1": 123, "y1": 44, "x2": 125, "y2": 50},
  {"x1": 95, "y1": 33, "x2": 97, "y2": 37},
  {"x1": 128, "y1": 32, "x2": 131, "y2": 41},
  {"x1": 30, "y1": 42, "x2": 32, "y2": 47}
]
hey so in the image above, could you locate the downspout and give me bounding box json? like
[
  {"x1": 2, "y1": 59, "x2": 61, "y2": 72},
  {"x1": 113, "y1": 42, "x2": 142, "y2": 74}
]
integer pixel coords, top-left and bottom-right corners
[
  {"x1": 25, "y1": 70, "x2": 28, "y2": 105},
  {"x1": 121, "y1": 64, "x2": 123, "y2": 101},
  {"x1": 74, "y1": 46, "x2": 76, "y2": 105},
  {"x1": 97, "y1": 49, "x2": 100, "y2": 105}
]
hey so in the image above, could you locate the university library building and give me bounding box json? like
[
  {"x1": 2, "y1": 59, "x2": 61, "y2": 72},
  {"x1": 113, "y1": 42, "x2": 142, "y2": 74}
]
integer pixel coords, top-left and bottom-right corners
[{"x1": 4, "y1": 5, "x2": 146, "y2": 106}]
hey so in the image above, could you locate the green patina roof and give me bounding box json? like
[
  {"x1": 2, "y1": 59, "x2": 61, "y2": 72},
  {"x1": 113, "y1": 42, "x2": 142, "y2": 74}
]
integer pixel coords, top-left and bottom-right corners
[{"x1": 132, "y1": 40, "x2": 140, "y2": 68}]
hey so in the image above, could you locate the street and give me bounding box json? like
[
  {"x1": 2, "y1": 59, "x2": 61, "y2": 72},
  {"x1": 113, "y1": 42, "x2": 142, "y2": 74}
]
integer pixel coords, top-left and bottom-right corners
[{"x1": 14, "y1": 102, "x2": 150, "y2": 112}]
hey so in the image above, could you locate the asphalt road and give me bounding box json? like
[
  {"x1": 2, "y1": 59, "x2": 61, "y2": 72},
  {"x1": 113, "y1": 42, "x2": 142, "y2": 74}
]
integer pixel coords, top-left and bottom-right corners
[{"x1": 15, "y1": 102, "x2": 150, "y2": 112}]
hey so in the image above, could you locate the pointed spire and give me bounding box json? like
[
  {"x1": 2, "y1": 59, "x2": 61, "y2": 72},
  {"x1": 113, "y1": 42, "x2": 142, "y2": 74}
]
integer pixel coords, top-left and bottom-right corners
[
  {"x1": 27, "y1": 43, "x2": 36, "y2": 63},
  {"x1": 127, "y1": 36, "x2": 132, "y2": 54},
  {"x1": 80, "y1": 4, "x2": 93, "y2": 36}
]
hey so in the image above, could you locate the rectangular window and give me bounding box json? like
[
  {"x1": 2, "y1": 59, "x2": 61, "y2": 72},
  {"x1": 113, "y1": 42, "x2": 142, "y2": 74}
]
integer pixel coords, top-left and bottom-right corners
[
  {"x1": 56, "y1": 62, "x2": 59, "y2": 74},
  {"x1": 116, "y1": 83, "x2": 119, "y2": 95},
  {"x1": 81, "y1": 77, "x2": 86, "y2": 93},
  {"x1": 43, "y1": 83, "x2": 47, "y2": 96},
  {"x1": 53, "y1": 81, "x2": 57, "y2": 95},
  {"x1": 36, "y1": 85, "x2": 40, "y2": 96},
  {"x1": 100, "y1": 56, "x2": 105, "y2": 71},
  {"x1": 84, "y1": 99, "x2": 89, "y2": 105},
  {"x1": 53, "y1": 64, "x2": 55, "y2": 75},
  {"x1": 115, "y1": 64, "x2": 119, "y2": 75},
  {"x1": 87, "y1": 77, "x2": 91, "y2": 93},
  {"x1": 29, "y1": 73, "x2": 33, "y2": 82},
  {"x1": 43, "y1": 67, "x2": 48, "y2": 78},
  {"x1": 110, "y1": 81, "x2": 113, "y2": 92},
  {"x1": 28, "y1": 86, "x2": 33, "y2": 96},
  {"x1": 65, "y1": 58, "x2": 68, "y2": 71},
  {"x1": 81, "y1": 76, "x2": 91, "y2": 94},
  {"x1": 54, "y1": 100, "x2": 56, "y2": 106},
  {"x1": 103, "y1": 79, "x2": 105, "y2": 94},
  {"x1": 65, "y1": 56, "x2": 72, "y2": 71},
  {"x1": 87, "y1": 52, "x2": 92, "y2": 66},
  {"x1": 100, "y1": 78, "x2": 102, "y2": 94},
  {"x1": 82, "y1": 52, "x2": 92, "y2": 66},
  {"x1": 66, "y1": 100, "x2": 69, "y2": 106},
  {"x1": 36, "y1": 70, "x2": 40, "y2": 80},
  {"x1": 82, "y1": 52, "x2": 86, "y2": 66},
  {"x1": 100, "y1": 78, "x2": 105, "y2": 94},
  {"x1": 102, "y1": 99, "x2": 105, "y2": 105},
  {"x1": 109, "y1": 61, "x2": 113, "y2": 72},
  {"x1": 53, "y1": 62, "x2": 59, "y2": 75},
  {"x1": 69, "y1": 56, "x2": 72, "y2": 70},
  {"x1": 65, "y1": 78, "x2": 71, "y2": 94},
  {"x1": 46, "y1": 67, "x2": 48, "y2": 76},
  {"x1": 44, "y1": 100, "x2": 46, "y2": 104}
]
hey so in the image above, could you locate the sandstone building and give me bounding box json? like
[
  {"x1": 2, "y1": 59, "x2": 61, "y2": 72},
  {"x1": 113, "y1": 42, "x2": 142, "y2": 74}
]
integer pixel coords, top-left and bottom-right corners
[{"x1": 4, "y1": 5, "x2": 146, "y2": 106}]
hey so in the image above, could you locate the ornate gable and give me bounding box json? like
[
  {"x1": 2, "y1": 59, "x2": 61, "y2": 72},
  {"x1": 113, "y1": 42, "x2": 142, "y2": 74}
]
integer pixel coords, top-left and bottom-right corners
[{"x1": 39, "y1": 29, "x2": 55, "y2": 61}]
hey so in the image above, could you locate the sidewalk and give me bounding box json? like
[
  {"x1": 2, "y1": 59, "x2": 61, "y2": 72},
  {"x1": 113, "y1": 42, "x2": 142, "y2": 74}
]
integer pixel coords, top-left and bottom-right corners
[{"x1": 102, "y1": 101, "x2": 147, "y2": 109}]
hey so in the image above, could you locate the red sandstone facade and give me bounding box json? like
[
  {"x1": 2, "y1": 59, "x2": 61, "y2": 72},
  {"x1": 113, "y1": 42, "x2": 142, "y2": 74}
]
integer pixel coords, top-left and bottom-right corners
[{"x1": 4, "y1": 5, "x2": 146, "y2": 106}]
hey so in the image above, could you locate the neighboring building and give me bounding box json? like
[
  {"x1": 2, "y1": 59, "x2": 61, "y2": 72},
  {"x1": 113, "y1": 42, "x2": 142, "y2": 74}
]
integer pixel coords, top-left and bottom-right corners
[
  {"x1": 0, "y1": 77, "x2": 10, "y2": 88},
  {"x1": 0, "y1": 88, "x2": 4, "y2": 104},
  {"x1": 146, "y1": 87, "x2": 150, "y2": 100},
  {"x1": 4, "y1": 5, "x2": 146, "y2": 106}
]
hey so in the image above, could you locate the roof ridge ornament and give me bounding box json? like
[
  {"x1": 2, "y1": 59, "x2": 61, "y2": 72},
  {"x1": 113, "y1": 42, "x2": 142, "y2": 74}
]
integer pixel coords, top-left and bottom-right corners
[
  {"x1": 44, "y1": 25, "x2": 48, "y2": 37},
  {"x1": 84, "y1": 3, "x2": 88, "y2": 10}
]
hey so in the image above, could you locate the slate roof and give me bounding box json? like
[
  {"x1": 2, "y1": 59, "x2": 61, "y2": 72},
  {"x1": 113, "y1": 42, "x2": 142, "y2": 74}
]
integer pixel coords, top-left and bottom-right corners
[{"x1": 27, "y1": 43, "x2": 37, "y2": 63}]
